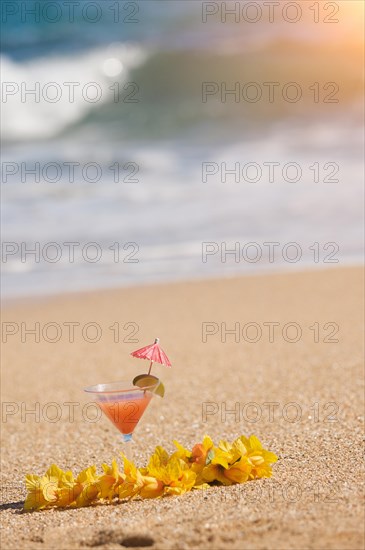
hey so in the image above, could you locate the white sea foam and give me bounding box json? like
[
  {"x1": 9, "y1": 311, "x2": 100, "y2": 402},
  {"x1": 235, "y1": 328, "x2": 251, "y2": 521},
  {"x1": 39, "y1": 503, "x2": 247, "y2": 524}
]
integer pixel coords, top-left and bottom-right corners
[{"x1": 1, "y1": 44, "x2": 148, "y2": 141}]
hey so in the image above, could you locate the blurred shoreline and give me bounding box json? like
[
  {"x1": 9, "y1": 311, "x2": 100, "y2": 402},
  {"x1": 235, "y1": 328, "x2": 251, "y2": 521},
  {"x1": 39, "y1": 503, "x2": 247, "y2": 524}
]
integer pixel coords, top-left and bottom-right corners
[{"x1": 2, "y1": 263, "x2": 363, "y2": 308}]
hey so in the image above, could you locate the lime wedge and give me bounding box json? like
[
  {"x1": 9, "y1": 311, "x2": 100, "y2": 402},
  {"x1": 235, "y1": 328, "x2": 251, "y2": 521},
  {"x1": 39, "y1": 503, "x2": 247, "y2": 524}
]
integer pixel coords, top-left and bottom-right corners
[{"x1": 133, "y1": 374, "x2": 165, "y2": 398}]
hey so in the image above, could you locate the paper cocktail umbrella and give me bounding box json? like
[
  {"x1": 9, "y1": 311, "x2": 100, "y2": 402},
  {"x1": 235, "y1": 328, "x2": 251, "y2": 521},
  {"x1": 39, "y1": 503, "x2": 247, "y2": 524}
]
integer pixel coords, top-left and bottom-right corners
[{"x1": 131, "y1": 338, "x2": 171, "y2": 375}]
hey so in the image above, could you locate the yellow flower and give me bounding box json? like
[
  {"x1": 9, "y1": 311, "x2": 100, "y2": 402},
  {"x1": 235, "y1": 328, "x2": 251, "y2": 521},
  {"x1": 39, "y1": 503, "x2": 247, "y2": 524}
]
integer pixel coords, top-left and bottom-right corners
[
  {"x1": 189, "y1": 439, "x2": 229, "y2": 485},
  {"x1": 73, "y1": 466, "x2": 99, "y2": 507},
  {"x1": 164, "y1": 466, "x2": 196, "y2": 496},
  {"x1": 139, "y1": 476, "x2": 164, "y2": 499},
  {"x1": 24, "y1": 464, "x2": 79, "y2": 510},
  {"x1": 191, "y1": 435, "x2": 214, "y2": 465},
  {"x1": 118, "y1": 455, "x2": 145, "y2": 499},
  {"x1": 241, "y1": 435, "x2": 278, "y2": 479},
  {"x1": 148, "y1": 455, "x2": 196, "y2": 496},
  {"x1": 117, "y1": 453, "x2": 165, "y2": 500},
  {"x1": 200, "y1": 435, "x2": 278, "y2": 485},
  {"x1": 223, "y1": 456, "x2": 252, "y2": 484},
  {"x1": 143, "y1": 447, "x2": 197, "y2": 497},
  {"x1": 98, "y1": 459, "x2": 125, "y2": 501},
  {"x1": 24, "y1": 474, "x2": 57, "y2": 511},
  {"x1": 172, "y1": 440, "x2": 192, "y2": 462},
  {"x1": 173, "y1": 435, "x2": 214, "y2": 467},
  {"x1": 146, "y1": 445, "x2": 170, "y2": 470},
  {"x1": 173, "y1": 435, "x2": 216, "y2": 487},
  {"x1": 201, "y1": 449, "x2": 235, "y2": 485},
  {"x1": 54, "y1": 474, "x2": 79, "y2": 508}
]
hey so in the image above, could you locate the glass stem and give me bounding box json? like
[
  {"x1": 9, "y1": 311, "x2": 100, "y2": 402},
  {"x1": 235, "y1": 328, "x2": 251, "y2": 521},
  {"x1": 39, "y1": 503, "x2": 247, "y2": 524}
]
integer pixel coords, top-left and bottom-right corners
[{"x1": 122, "y1": 434, "x2": 133, "y2": 461}]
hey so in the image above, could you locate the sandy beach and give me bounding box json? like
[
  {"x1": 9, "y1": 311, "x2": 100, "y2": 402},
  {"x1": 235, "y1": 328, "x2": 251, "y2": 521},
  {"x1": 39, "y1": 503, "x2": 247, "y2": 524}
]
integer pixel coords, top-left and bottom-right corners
[{"x1": 1, "y1": 266, "x2": 364, "y2": 550}]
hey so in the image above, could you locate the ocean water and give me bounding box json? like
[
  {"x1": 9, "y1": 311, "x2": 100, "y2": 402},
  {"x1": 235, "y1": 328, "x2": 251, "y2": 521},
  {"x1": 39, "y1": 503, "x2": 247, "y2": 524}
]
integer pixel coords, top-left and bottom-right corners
[{"x1": 1, "y1": 0, "x2": 364, "y2": 299}]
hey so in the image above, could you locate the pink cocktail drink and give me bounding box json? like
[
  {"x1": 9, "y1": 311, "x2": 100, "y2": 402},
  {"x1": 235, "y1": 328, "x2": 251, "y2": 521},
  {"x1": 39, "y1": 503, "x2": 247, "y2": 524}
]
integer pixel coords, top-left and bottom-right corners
[
  {"x1": 84, "y1": 380, "x2": 158, "y2": 457},
  {"x1": 84, "y1": 339, "x2": 170, "y2": 459},
  {"x1": 98, "y1": 391, "x2": 152, "y2": 435}
]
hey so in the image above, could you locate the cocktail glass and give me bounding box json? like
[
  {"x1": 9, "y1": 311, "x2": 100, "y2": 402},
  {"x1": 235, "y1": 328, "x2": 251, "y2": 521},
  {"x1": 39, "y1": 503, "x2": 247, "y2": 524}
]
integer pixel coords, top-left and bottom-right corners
[{"x1": 84, "y1": 379, "x2": 158, "y2": 459}]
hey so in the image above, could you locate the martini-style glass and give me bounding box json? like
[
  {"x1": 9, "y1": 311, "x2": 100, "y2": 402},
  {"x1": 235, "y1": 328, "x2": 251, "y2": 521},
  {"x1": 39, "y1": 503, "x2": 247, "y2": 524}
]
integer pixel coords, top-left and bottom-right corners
[{"x1": 84, "y1": 380, "x2": 158, "y2": 459}]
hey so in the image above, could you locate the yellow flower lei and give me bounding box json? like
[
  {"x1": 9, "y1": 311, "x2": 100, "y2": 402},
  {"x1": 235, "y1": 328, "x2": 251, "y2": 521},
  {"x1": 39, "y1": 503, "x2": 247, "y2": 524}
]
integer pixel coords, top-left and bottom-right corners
[{"x1": 24, "y1": 434, "x2": 278, "y2": 511}]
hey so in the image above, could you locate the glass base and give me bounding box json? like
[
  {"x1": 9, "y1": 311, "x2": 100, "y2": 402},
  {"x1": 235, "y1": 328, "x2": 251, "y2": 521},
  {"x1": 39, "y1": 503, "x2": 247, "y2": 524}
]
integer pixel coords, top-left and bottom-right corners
[{"x1": 122, "y1": 433, "x2": 133, "y2": 460}]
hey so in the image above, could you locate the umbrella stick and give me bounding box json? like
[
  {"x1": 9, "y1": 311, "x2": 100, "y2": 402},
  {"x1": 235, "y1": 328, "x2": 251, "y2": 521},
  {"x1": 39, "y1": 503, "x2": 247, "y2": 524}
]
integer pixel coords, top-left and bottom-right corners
[{"x1": 147, "y1": 361, "x2": 153, "y2": 375}]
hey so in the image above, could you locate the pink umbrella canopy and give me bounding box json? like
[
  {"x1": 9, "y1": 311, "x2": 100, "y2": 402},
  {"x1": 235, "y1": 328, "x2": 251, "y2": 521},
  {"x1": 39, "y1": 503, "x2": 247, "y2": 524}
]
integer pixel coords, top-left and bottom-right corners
[{"x1": 131, "y1": 338, "x2": 171, "y2": 374}]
